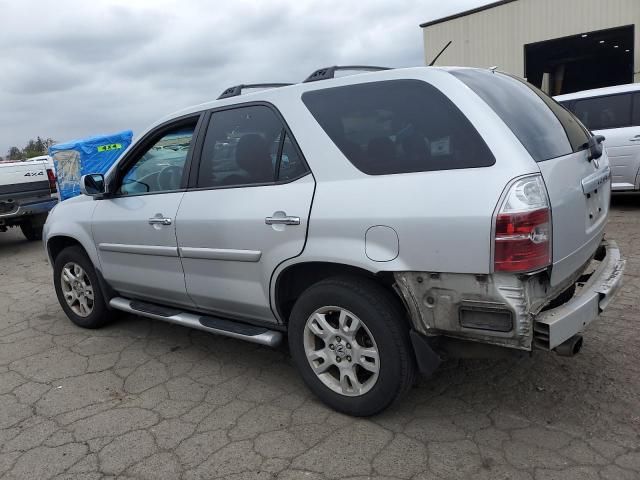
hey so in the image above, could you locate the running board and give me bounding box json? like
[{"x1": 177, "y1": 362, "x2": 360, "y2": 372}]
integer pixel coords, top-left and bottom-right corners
[{"x1": 109, "y1": 297, "x2": 282, "y2": 347}]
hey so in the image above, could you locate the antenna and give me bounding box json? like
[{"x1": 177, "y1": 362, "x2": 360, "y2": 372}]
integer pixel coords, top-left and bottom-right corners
[{"x1": 428, "y1": 40, "x2": 452, "y2": 66}]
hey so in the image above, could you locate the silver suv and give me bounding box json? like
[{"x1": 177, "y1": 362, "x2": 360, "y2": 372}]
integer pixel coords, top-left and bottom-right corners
[{"x1": 43, "y1": 66, "x2": 625, "y2": 415}]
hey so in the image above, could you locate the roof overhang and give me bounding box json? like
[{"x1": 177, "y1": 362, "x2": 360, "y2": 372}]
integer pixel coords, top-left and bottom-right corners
[{"x1": 420, "y1": 0, "x2": 518, "y2": 28}]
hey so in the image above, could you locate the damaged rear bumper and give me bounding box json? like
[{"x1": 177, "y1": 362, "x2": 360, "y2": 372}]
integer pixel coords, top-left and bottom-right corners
[
  {"x1": 533, "y1": 240, "x2": 624, "y2": 350},
  {"x1": 393, "y1": 239, "x2": 624, "y2": 353}
]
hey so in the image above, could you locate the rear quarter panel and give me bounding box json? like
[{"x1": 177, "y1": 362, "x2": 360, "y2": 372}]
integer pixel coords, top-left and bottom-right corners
[{"x1": 267, "y1": 68, "x2": 540, "y2": 277}]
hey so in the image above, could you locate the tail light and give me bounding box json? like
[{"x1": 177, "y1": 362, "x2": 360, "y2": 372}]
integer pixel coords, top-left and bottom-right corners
[
  {"x1": 494, "y1": 175, "x2": 551, "y2": 273},
  {"x1": 46, "y1": 168, "x2": 57, "y2": 193}
]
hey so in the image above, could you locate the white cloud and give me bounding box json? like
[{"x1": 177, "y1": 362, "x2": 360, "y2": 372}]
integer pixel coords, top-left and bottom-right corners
[{"x1": 0, "y1": 0, "x2": 492, "y2": 155}]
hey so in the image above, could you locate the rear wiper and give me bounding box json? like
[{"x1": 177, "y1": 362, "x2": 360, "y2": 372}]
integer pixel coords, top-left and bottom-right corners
[{"x1": 586, "y1": 135, "x2": 605, "y2": 161}]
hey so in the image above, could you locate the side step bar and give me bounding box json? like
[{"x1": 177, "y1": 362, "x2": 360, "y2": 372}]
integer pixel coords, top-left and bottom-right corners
[{"x1": 109, "y1": 297, "x2": 283, "y2": 347}]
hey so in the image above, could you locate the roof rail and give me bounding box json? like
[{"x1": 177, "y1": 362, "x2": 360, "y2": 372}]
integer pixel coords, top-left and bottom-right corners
[
  {"x1": 217, "y1": 83, "x2": 293, "y2": 100},
  {"x1": 303, "y1": 65, "x2": 392, "y2": 83}
]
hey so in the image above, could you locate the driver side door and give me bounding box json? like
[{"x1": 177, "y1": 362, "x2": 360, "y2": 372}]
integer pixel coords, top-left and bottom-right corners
[{"x1": 92, "y1": 114, "x2": 201, "y2": 308}]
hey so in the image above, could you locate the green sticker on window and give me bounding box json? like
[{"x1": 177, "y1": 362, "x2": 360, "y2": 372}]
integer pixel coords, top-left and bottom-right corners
[{"x1": 97, "y1": 143, "x2": 122, "y2": 152}]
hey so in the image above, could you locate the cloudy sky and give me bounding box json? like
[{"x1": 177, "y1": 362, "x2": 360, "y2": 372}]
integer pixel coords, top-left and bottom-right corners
[{"x1": 0, "y1": 0, "x2": 492, "y2": 157}]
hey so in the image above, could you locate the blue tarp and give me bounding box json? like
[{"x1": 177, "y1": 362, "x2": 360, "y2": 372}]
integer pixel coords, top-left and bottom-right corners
[{"x1": 49, "y1": 130, "x2": 133, "y2": 201}]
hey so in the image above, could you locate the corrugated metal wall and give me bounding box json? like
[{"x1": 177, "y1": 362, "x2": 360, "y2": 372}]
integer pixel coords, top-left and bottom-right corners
[{"x1": 422, "y1": 0, "x2": 639, "y2": 82}]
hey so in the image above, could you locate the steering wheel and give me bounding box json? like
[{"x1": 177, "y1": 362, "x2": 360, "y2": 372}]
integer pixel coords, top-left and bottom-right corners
[{"x1": 157, "y1": 165, "x2": 183, "y2": 191}]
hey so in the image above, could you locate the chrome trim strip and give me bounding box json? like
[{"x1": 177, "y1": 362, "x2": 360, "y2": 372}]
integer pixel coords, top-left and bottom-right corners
[
  {"x1": 98, "y1": 243, "x2": 179, "y2": 257},
  {"x1": 109, "y1": 297, "x2": 282, "y2": 347},
  {"x1": 581, "y1": 166, "x2": 611, "y2": 195},
  {"x1": 179, "y1": 247, "x2": 262, "y2": 262}
]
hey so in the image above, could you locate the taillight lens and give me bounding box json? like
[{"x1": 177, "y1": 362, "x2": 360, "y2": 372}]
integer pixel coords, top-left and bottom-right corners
[
  {"x1": 46, "y1": 168, "x2": 57, "y2": 193},
  {"x1": 494, "y1": 175, "x2": 551, "y2": 273}
]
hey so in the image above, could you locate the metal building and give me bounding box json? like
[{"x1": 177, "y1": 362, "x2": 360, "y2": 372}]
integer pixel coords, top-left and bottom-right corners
[{"x1": 421, "y1": 0, "x2": 640, "y2": 95}]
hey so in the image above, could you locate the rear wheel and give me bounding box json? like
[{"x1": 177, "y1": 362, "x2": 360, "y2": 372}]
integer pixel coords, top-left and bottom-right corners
[
  {"x1": 53, "y1": 246, "x2": 112, "y2": 329},
  {"x1": 20, "y1": 216, "x2": 45, "y2": 241},
  {"x1": 288, "y1": 276, "x2": 415, "y2": 416}
]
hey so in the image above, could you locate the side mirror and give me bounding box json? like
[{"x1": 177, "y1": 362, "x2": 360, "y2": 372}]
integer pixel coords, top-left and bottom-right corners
[
  {"x1": 80, "y1": 174, "x2": 106, "y2": 197},
  {"x1": 588, "y1": 135, "x2": 605, "y2": 161}
]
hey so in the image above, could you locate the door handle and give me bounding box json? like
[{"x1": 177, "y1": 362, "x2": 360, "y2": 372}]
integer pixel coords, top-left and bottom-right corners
[
  {"x1": 265, "y1": 216, "x2": 300, "y2": 225},
  {"x1": 148, "y1": 217, "x2": 172, "y2": 226},
  {"x1": 630, "y1": 137, "x2": 640, "y2": 142}
]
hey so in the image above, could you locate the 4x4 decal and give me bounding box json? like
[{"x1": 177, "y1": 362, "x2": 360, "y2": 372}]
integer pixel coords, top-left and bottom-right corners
[{"x1": 24, "y1": 171, "x2": 45, "y2": 176}]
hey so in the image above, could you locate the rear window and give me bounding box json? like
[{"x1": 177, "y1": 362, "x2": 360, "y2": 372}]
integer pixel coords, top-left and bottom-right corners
[
  {"x1": 568, "y1": 93, "x2": 633, "y2": 130},
  {"x1": 302, "y1": 79, "x2": 495, "y2": 175},
  {"x1": 450, "y1": 69, "x2": 590, "y2": 162}
]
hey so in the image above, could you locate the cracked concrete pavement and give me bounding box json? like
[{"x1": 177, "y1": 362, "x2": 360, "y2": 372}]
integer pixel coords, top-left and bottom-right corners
[{"x1": 1, "y1": 196, "x2": 639, "y2": 480}]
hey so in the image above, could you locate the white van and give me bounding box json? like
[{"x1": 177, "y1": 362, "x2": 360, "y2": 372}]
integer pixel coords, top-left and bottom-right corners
[{"x1": 556, "y1": 84, "x2": 640, "y2": 191}]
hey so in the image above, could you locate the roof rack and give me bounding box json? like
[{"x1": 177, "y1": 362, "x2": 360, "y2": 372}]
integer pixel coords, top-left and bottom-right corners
[
  {"x1": 217, "y1": 83, "x2": 293, "y2": 100},
  {"x1": 303, "y1": 65, "x2": 392, "y2": 83}
]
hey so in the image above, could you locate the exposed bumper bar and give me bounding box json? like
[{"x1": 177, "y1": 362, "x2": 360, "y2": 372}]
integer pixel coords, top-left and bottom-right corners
[{"x1": 534, "y1": 240, "x2": 625, "y2": 350}]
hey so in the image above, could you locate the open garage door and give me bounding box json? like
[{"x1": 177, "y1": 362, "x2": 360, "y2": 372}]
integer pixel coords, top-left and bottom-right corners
[{"x1": 525, "y1": 25, "x2": 635, "y2": 95}]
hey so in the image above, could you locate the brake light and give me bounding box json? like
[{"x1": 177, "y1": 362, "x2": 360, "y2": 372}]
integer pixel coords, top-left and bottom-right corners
[
  {"x1": 46, "y1": 168, "x2": 57, "y2": 193},
  {"x1": 494, "y1": 175, "x2": 551, "y2": 273}
]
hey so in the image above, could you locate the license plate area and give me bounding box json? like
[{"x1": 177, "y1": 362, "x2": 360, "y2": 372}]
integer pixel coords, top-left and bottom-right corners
[
  {"x1": 0, "y1": 202, "x2": 18, "y2": 215},
  {"x1": 582, "y1": 167, "x2": 610, "y2": 227},
  {"x1": 585, "y1": 186, "x2": 607, "y2": 226}
]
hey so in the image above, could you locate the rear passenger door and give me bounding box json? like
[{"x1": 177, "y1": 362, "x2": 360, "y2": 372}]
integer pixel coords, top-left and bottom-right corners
[
  {"x1": 571, "y1": 92, "x2": 640, "y2": 190},
  {"x1": 175, "y1": 104, "x2": 314, "y2": 323}
]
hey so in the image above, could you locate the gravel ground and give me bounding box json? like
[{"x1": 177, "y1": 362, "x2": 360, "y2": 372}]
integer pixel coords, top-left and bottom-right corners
[{"x1": 0, "y1": 196, "x2": 639, "y2": 480}]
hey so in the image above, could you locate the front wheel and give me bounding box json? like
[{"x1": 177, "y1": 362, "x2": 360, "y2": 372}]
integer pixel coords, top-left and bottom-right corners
[
  {"x1": 288, "y1": 276, "x2": 416, "y2": 416},
  {"x1": 53, "y1": 246, "x2": 112, "y2": 329}
]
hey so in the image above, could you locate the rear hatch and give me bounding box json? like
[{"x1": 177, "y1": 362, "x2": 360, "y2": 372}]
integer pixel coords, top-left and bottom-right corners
[{"x1": 451, "y1": 69, "x2": 609, "y2": 286}]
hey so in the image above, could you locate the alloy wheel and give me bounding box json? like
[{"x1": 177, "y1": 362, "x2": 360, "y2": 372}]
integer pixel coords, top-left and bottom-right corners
[
  {"x1": 303, "y1": 306, "x2": 380, "y2": 396},
  {"x1": 60, "y1": 262, "x2": 94, "y2": 318}
]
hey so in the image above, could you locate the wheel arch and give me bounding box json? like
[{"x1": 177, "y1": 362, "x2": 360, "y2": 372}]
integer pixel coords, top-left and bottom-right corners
[
  {"x1": 47, "y1": 234, "x2": 117, "y2": 307},
  {"x1": 273, "y1": 261, "x2": 399, "y2": 324},
  {"x1": 47, "y1": 235, "x2": 90, "y2": 264}
]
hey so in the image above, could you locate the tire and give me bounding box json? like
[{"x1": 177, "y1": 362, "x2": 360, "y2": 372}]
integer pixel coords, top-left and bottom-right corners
[
  {"x1": 53, "y1": 246, "x2": 112, "y2": 329},
  {"x1": 20, "y1": 220, "x2": 43, "y2": 241},
  {"x1": 288, "y1": 276, "x2": 416, "y2": 416}
]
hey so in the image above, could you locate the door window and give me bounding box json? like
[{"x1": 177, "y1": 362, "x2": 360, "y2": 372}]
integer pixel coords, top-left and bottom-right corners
[
  {"x1": 118, "y1": 123, "x2": 196, "y2": 195},
  {"x1": 277, "y1": 131, "x2": 307, "y2": 182},
  {"x1": 302, "y1": 79, "x2": 495, "y2": 175},
  {"x1": 633, "y1": 93, "x2": 640, "y2": 126},
  {"x1": 197, "y1": 105, "x2": 307, "y2": 188},
  {"x1": 572, "y1": 94, "x2": 633, "y2": 131}
]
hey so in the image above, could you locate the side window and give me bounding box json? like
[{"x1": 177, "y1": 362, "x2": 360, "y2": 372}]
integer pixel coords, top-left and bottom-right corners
[
  {"x1": 572, "y1": 94, "x2": 633, "y2": 131},
  {"x1": 633, "y1": 93, "x2": 640, "y2": 126},
  {"x1": 277, "y1": 132, "x2": 307, "y2": 181},
  {"x1": 302, "y1": 80, "x2": 495, "y2": 175},
  {"x1": 451, "y1": 69, "x2": 587, "y2": 162},
  {"x1": 118, "y1": 123, "x2": 196, "y2": 195},
  {"x1": 197, "y1": 105, "x2": 306, "y2": 188}
]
